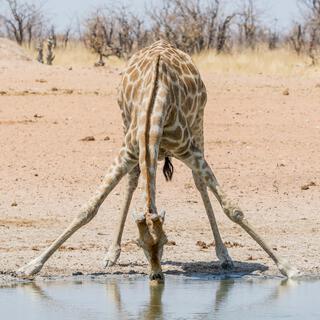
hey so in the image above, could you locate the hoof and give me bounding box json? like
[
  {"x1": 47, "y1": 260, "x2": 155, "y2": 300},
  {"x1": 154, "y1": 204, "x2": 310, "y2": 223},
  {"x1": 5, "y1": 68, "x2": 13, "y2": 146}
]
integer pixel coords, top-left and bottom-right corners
[
  {"x1": 149, "y1": 272, "x2": 164, "y2": 284},
  {"x1": 17, "y1": 260, "x2": 43, "y2": 277},
  {"x1": 103, "y1": 246, "x2": 121, "y2": 268},
  {"x1": 277, "y1": 260, "x2": 300, "y2": 278},
  {"x1": 221, "y1": 259, "x2": 234, "y2": 270}
]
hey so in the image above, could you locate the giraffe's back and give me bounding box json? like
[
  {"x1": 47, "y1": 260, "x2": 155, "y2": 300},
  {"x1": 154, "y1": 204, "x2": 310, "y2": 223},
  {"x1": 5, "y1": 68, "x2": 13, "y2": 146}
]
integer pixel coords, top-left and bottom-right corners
[{"x1": 118, "y1": 40, "x2": 207, "y2": 158}]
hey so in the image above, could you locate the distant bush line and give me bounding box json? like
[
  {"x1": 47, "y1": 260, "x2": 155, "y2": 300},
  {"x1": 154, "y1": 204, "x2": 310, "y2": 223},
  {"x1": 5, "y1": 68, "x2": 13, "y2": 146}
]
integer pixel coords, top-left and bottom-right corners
[{"x1": 0, "y1": 0, "x2": 319, "y2": 65}]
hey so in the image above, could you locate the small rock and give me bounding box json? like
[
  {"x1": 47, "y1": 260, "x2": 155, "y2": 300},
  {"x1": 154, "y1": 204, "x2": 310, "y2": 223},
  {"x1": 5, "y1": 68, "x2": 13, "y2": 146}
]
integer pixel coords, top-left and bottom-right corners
[
  {"x1": 282, "y1": 88, "x2": 289, "y2": 95},
  {"x1": 301, "y1": 181, "x2": 316, "y2": 190},
  {"x1": 196, "y1": 240, "x2": 208, "y2": 249},
  {"x1": 81, "y1": 136, "x2": 95, "y2": 142},
  {"x1": 72, "y1": 271, "x2": 83, "y2": 276},
  {"x1": 11, "y1": 202, "x2": 18, "y2": 207},
  {"x1": 167, "y1": 240, "x2": 176, "y2": 246},
  {"x1": 68, "y1": 67, "x2": 73, "y2": 71},
  {"x1": 33, "y1": 114, "x2": 43, "y2": 118},
  {"x1": 224, "y1": 241, "x2": 244, "y2": 248},
  {"x1": 0, "y1": 91, "x2": 7, "y2": 95},
  {"x1": 51, "y1": 87, "x2": 58, "y2": 92},
  {"x1": 196, "y1": 240, "x2": 214, "y2": 249},
  {"x1": 103, "y1": 136, "x2": 110, "y2": 141},
  {"x1": 64, "y1": 89, "x2": 73, "y2": 94}
]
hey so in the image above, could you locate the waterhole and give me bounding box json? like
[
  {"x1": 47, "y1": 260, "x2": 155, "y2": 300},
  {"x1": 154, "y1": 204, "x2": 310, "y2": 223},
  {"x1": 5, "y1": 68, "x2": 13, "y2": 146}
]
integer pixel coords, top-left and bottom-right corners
[{"x1": 0, "y1": 276, "x2": 319, "y2": 319}]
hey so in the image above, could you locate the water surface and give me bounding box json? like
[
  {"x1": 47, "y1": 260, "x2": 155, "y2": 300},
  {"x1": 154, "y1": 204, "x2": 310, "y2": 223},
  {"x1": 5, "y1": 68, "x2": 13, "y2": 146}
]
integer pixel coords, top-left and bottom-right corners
[{"x1": 0, "y1": 276, "x2": 319, "y2": 319}]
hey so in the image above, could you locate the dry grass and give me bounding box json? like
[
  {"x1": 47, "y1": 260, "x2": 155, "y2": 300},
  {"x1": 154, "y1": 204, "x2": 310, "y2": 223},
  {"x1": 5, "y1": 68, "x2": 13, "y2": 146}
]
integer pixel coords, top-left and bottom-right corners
[
  {"x1": 52, "y1": 42, "x2": 97, "y2": 66},
  {"x1": 54, "y1": 42, "x2": 124, "y2": 68},
  {"x1": 25, "y1": 42, "x2": 124, "y2": 68},
  {"x1": 193, "y1": 47, "x2": 319, "y2": 76},
  {"x1": 25, "y1": 41, "x2": 319, "y2": 75}
]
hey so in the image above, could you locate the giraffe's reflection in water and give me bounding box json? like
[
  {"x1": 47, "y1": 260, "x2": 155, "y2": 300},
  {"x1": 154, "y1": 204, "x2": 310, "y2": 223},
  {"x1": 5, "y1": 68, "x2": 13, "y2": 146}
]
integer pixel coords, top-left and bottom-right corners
[{"x1": 1, "y1": 276, "x2": 318, "y2": 320}]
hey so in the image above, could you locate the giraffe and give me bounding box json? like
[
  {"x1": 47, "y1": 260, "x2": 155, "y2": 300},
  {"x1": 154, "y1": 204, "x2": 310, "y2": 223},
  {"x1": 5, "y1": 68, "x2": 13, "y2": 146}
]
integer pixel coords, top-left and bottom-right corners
[{"x1": 17, "y1": 40, "x2": 298, "y2": 281}]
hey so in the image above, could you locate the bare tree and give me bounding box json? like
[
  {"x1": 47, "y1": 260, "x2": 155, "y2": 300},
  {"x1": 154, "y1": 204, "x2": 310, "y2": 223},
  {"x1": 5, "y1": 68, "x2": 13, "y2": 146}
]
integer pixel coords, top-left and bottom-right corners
[
  {"x1": 149, "y1": 0, "x2": 234, "y2": 54},
  {"x1": 0, "y1": 15, "x2": 5, "y2": 36},
  {"x1": 46, "y1": 36, "x2": 55, "y2": 65},
  {"x1": 116, "y1": 7, "x2": 136, "y2": 57},
  {"x1": 216, "y1": 14, "x2": 236, "y2": 53},
  {"x1": 238, "y1": 0, "x2": 260, "y2": 49},
  {"x1": 84, "y1": 11, "x2": 107, "y2": 65},
  {"x1": 268, "y1": 31, "x2": 279, "y2": 50},
  {"x1": 131, "y1": 15, "x2": 149, "y2": 50},
  {"x1": 299, "y1": 0, "x2": 320, "y2": 64},
  {"x1": 49, "y1": 25, "x2": 57, "y2": 48},
  {"x1": 62, "y1": 26, "x2": 72, "y2": 48},
  {"x1": 85, "y1": 9, "x2": 123, "y2": 65},
  {"x1": 308, "y1": 25, "x2": 320, "y2": 64},
  {"x1": 84, "y1": 6, "x2": 149, "y2": 65},
  {"x1": 36, "y1": 40, "x2": 44, "y2": 63},
  {"x1": 206, "y1": 0, "x2": 220, "y2": 49},
  {"x1": 1, "y1": 0, "x2": 45, "y2": 45},
  {"x1": 265, "y1": 20, "x2": 280, "y2": 50},
  {"x1": 289, "y1": 24, "x2": 305, "y2": 54},
  {"x1": 148, "y1": 1, "x2": 179, "y2": 47}
]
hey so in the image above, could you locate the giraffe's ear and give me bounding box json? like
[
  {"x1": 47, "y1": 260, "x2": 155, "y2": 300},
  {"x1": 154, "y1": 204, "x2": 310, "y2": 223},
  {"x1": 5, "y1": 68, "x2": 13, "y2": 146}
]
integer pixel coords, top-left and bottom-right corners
[
  {"x1": 132, "y1": 210, "x2": 145, "y2": 223},
  {"x1": 159, "y1": 210, "x2": 166, "y2": 223}
]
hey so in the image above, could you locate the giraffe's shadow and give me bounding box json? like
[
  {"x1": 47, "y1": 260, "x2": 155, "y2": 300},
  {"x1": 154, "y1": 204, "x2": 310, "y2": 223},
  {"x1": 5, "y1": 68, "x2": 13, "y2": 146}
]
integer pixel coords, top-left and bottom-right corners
[
  {"x1": 162, "y1": 260, "x2": 268, "y2": 277},
  {"x1": 89, "y1": 260, "x2": 268, "y2": 277}
]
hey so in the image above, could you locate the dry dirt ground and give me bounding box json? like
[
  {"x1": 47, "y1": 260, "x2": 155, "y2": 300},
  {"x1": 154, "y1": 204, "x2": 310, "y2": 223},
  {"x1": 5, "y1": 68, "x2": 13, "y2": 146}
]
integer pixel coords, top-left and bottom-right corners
[{"x1": 0, "y1": 40, "x2": 319, "y2": 281}]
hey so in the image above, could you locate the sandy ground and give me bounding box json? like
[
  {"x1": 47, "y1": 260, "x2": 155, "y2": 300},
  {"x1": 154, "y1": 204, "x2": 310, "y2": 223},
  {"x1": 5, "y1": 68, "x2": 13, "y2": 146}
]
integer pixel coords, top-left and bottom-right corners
[{"x1": 0, "y1": 42, "x2": 319, "y2": 282}]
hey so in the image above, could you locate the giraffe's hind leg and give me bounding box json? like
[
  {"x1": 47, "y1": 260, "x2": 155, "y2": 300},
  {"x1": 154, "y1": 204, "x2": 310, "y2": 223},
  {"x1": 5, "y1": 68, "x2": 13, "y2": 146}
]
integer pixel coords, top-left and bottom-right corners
[
  {"x1": 176, "y1": 146, "x2": 298, "y2": 278},
  {"x1": 104, "y1": 166, "x2": 140, "y2": 267},
  {"x1": 192, "y1": 171, "x2": 233, "y2": 269},
  {"x1": 17, "y1": 149, "x2": 137, "y2": 277}
]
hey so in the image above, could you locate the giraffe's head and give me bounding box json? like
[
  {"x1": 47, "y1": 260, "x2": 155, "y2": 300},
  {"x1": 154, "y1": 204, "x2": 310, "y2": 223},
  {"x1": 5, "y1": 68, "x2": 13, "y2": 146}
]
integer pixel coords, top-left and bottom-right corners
[{"x1": 133, "y1": 210, "x2": 167, "y2": 283}]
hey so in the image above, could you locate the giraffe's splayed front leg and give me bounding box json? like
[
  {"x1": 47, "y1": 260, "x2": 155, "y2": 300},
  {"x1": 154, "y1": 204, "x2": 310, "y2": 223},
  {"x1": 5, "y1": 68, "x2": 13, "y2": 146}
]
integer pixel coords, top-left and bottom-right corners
[{"x1": 133, "y1": 210, "x2": 167, "y2": 284}]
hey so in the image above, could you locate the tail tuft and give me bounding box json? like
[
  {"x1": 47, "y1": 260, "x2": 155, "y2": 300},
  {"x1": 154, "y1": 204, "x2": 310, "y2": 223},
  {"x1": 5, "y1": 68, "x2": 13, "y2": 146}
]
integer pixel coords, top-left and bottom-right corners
[{"x1": 163, "y1": 157, "x2": 174, "y2": 181}]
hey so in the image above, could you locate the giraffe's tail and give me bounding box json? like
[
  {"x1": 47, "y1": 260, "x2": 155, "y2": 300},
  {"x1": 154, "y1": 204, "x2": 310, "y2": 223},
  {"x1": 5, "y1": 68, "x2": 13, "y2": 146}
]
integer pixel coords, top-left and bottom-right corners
[
  {"x1": 163, "y1": 157, "x2": 174, "y2": 181},
  {"x1": 138, "y1": 55, "x2": 173, "y2": 187},
  {"x1": 138, "y1": 54, "x2": 169, "y2": 212}
]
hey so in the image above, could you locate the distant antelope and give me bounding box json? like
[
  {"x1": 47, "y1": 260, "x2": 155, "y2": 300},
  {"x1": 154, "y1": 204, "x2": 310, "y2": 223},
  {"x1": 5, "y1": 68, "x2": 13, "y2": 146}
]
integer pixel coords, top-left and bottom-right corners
[{"x1": 18, "y1": 40, "x2": 297, "y2": 281}]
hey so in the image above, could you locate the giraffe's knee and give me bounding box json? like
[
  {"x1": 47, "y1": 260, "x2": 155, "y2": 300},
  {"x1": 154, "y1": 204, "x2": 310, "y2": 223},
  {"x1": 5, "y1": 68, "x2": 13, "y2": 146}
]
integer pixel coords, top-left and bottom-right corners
[
  {"x1": 128, "y1": 169, "x2": 140, "y2": 191},
  {"x1": 194, "y1": 180, "x2": 203, "y2": 192},
  {"x1": 129, "y1": 177, "x2": 139, "y2": 191},
  {"x1": 225, "y1": 207, "x2": 244, "y2": 223},
  {"x1": 193, "y1": 174, "x2": 204, "y2": 192}
]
